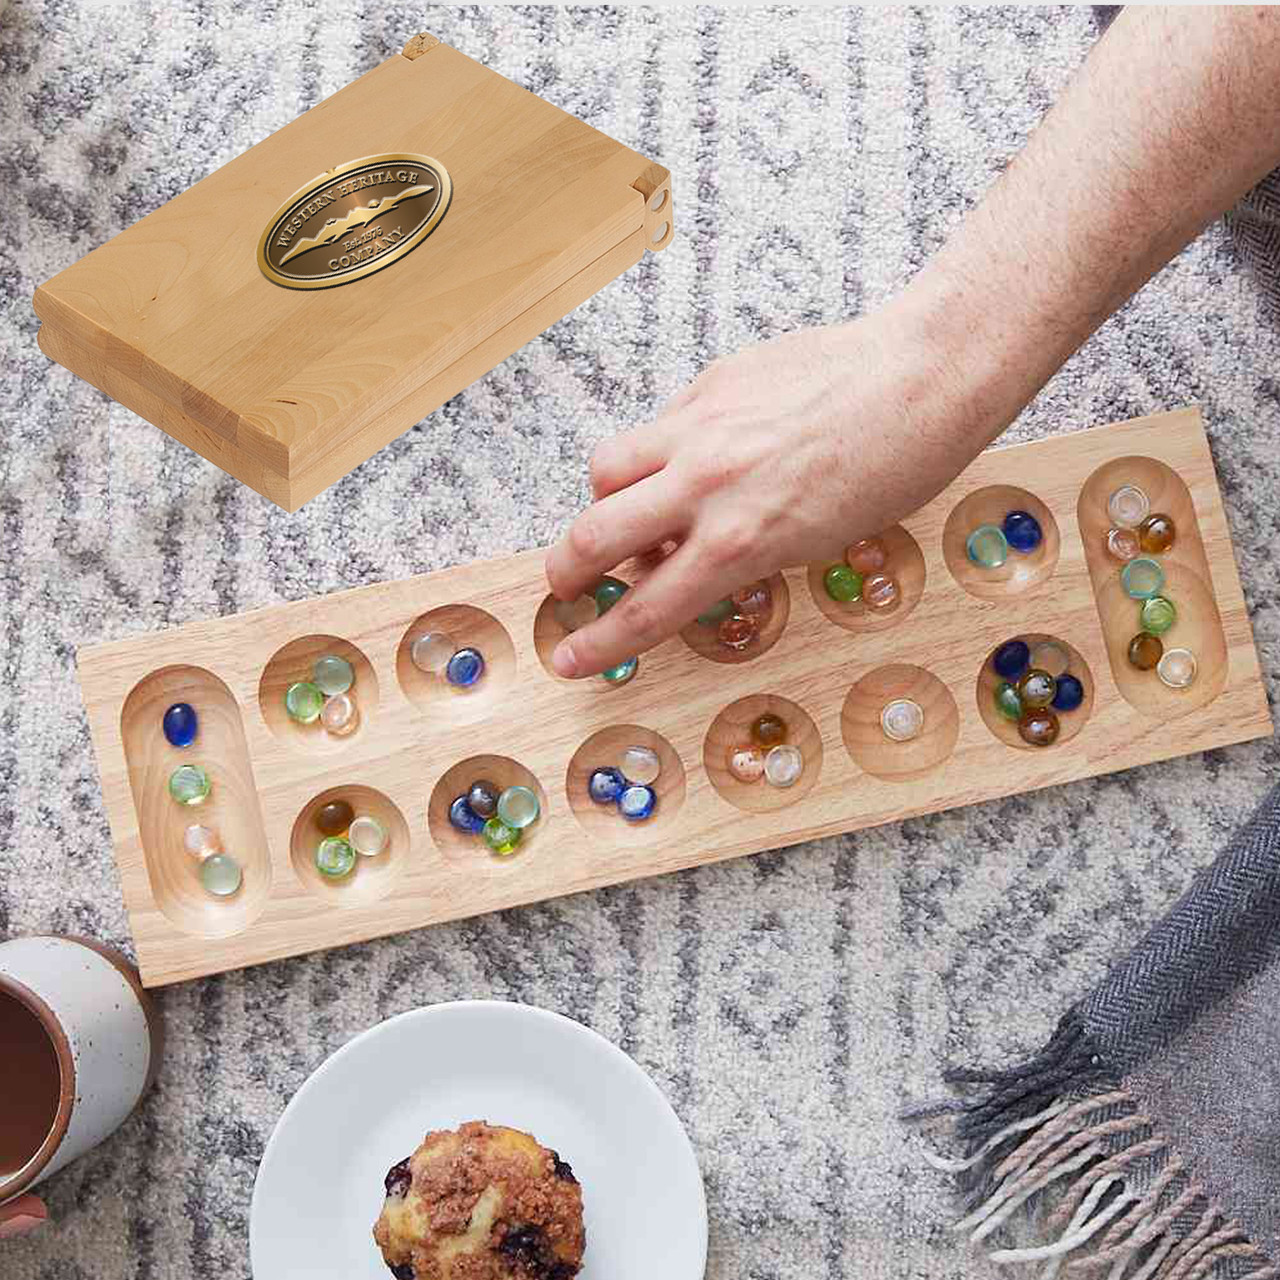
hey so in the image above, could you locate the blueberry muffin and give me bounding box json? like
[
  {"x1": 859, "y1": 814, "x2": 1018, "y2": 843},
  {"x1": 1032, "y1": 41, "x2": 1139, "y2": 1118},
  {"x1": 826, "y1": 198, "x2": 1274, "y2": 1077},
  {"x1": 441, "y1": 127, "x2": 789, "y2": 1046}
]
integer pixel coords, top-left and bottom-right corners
[{"x1": 372, "y1": 1121, "x2": 585, "y2": 1279}]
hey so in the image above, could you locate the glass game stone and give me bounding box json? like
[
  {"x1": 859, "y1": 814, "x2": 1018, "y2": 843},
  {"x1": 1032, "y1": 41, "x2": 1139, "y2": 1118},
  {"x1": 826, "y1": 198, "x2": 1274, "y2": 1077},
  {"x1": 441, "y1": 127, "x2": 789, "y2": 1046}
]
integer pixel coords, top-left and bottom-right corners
[
  {"x1": 992, "y1": 640, "x2": 1031, "y2": 680},
  {"x1": 1017, "y1": 669, "x2": 1057, "y2": 709},
  {"x1": 602, "y1": 657, "x2": 639, "y2": 685},
  {"x1": 183, "y1": 824, "x2": 219, "y2": 858},
  {"x1": 1127, "y1": 632, "x2": 1164, "y2": 671},
  {"x1": 619, "y1": 784, "x2": 657, "y2": 822},
  {"x1": 764, "y1": 744, "x2": 804, "y2": 788},
  {"x1": 200, "y1": 853, "x2": 242, "y2": 897},
  {"x1": 313, "y1": 654, "x2": 354, "y2": 696},
  {"x1": 696, "y1": 598, "x2": 735, "y2": 628},
  {"x1": 553, "y1": 596, "x2": 598, "y2": 634},
  {"x1": 316, "y1": 836, "x2": 356, "y2": 879},
  {"x1": 1106, "y1": 527, "x2": 1142, "y2": 563},
  {"x1": 316, "y1": 799, "x2": 354, "y2": 835},
  {"x1": 588, "y1": 767, "x2": 627, "y2": 805},
  {"x1": 862, "y1": 573, "x2": 901, "y2": 613},
  {"x1": 448, "y1": 795, "x2": 487, "y2": 833},
  {"x1": 1028, "y1": 641, "x2": 1071, "y2": 678},
  {"x1": 1138, "y1": 513, "x2": 1176, "y2": 554},
  {"x1": 727, "y1": 745, "x2": 765, "y2": 783},
  {"x1": 1108, "y1": 484, "x2": 1150, "y2": 529},
  {"x1": 619, "y1": 745, "x2": 661, "y2": 786},
  {"x1": 732, "y1": 582, "x2": 773, "y2": 619},
  {"x1": 497, "y1": 785, "x2": 540, "y2": 829},
  {"x1": 966, "y1": 524, "x2": 1009, "y2": 569},
  {"x1": 466, "y1": 780, "x2": 500, "y2": 819},
  {"x1": 880, "y1": 698, "x2": 924, "y2": 742},
  {"x1": 718, "y1": 615, "x2": 758, "y2": 651},
  {"x1": 446, "y1": 648, "x2": 485, "y2": 688},
  {"x1": 1140, "y1": 595, "x2": 1177, "y2": 635},
  {"x1": 1121, "y1": 557, "x2": 1165, "y2": 600},
  {"x1": 169, "y1": 764, "x2": 211, "y2": 806},
  {"x1": 321, "y1": 692, "x2": 359, "y2": 737},
  {"x1": 162, "y1": 702, "x2": 198, "y2": 748},
  {"x1": 846, "y1": 537, "x2": 888, "y2": 575},
  {"x1": 1002, "y1": 510, "x2": 1043, "y2": 554},
  {"x1": 823, "y1": 564, "x2": 863, "y2": 603},
  {"x1": 750, "y1": 713, "x2": 787, "y2": 748},
  {"x1": 285, "y1": 681, "x2": 325, "y2": 724},
  {"x1": 994, "y1": 682, "x2": 1023, "y2": 722},
  {"x1": 1018, "y1": 708, "x2": 1060, "y2": 748},
  {"x1": 349, "y1": 815, "x2": 387, "y2": 857},
  {"x1": 482, "y1": 817, "x2": 521, "y2": 857},
  {"x1": 593, "y1": 577, "x2": 629, "y2": 614},
  {"x1": 1052, "y1": 673, "x2": 1085, "y2": 712},
  {"x1": 1157, "y1": 647, "x2": 1198, "y2": 689},
  {"x1": 410, "y1": 631, "x2": 456, "y2": 674}
]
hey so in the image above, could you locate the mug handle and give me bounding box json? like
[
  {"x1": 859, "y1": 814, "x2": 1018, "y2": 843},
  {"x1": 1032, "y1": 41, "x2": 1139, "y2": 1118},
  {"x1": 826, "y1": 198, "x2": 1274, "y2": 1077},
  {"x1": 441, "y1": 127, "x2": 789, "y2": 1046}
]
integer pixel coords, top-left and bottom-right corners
[{"x1": 0, "y1": 1194, "x2": 48, "y2": 1239}]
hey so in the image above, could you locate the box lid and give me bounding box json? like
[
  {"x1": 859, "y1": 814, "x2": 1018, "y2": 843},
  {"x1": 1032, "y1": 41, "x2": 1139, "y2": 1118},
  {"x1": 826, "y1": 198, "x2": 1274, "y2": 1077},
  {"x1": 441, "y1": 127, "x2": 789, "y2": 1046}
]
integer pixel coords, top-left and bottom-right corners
[{"x1": 34, "y1": 34, "x2": 672, "y2": 510}]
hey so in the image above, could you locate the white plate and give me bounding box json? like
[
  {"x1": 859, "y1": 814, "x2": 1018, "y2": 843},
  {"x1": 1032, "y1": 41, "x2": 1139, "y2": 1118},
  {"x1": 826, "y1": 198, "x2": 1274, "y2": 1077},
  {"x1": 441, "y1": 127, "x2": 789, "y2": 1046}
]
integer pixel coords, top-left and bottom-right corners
[{"x1": 250, "y1": 1001, "x2": 707, "y2": 1280}]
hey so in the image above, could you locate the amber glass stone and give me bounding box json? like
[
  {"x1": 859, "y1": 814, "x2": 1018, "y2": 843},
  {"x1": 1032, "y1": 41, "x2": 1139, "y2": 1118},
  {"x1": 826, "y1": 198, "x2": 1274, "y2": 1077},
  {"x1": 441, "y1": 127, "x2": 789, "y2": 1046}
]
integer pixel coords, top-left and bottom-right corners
[
  {"x1": 750, "y1": 712, "x2": 787, "y2": 748},
  {"x1": 1138, "y1": 513, "x2": 1176, "y2": 554},
  {"x1": 862, "y1": 573, "x2": 901, "y2": 613},
  {"x1": 718, "y1": 614, "x2": 759, "y2": 651},
  {"x1": 1016, "y1": 668, "x2": 1057, "y2": 709},
  {"x1": 316, "y1": 799, "x2": 355, "y2": 835},
  {"x1": 1127, "y1": 632, "x2": 1164, "y2": 671},
  {"x1": 1018, "y1": 708, "x2": 1060, "y2": 747},
  {"x1": 846, "y1": 537, "x2": 888, "y2": 574}
]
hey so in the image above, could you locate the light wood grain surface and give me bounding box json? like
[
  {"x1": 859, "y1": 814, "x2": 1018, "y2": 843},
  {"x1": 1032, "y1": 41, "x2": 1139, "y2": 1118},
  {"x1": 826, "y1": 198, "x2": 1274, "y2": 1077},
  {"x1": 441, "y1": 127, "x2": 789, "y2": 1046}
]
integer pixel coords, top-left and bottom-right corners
[{"x1": 77, "y1": 408, "x2": 1272, "y2": 987}]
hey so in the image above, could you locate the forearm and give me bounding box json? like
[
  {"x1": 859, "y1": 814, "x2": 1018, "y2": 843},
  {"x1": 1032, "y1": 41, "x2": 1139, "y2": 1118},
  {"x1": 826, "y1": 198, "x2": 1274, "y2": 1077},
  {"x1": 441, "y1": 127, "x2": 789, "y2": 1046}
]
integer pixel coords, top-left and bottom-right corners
[{"x1": 909, "y1": 5, "x2": 1280, "y2": 454}]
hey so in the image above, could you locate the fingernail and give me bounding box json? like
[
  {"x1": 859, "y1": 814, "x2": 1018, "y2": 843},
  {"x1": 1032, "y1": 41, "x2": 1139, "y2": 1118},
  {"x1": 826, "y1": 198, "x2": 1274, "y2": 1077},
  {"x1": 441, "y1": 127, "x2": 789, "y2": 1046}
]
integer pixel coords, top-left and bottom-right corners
[{"x1": 551, "y1": 642, "x2": 579, "y2": 678}]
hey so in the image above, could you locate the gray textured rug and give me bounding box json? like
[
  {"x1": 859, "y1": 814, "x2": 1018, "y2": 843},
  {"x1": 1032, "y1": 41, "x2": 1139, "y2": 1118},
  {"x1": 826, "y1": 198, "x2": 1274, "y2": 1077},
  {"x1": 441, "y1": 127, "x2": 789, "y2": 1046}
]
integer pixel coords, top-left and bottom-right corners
[{"x1": 3, "y1": 5, "x2": 1279, "y2": 1278}]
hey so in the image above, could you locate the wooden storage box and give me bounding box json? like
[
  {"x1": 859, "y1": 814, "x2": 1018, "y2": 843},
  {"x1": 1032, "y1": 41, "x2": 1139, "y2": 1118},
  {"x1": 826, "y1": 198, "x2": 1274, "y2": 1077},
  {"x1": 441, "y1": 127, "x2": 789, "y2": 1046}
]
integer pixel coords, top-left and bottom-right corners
[{"x1": 33, "y1": 33, "x2": 673, "y2": 511}]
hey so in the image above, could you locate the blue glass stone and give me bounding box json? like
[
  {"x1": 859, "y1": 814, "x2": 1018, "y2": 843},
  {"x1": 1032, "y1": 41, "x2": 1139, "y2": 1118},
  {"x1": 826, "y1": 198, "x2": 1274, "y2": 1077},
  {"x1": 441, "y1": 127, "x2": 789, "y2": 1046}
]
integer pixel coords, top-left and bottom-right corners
[
  {"x1": 448, "y1": 795, "x2": 486, "y2": 834},
  {"x1": 588, "y1": 768, "x2": 627, "y2": 805},
  {"x1": 445, "y1": 647, "x2": 485, "y2": 687},
  {"x1": 619, "y1": 784, "x2": 657, "y2": 822},
  {"x1": 1052, "y1": 673, "x2": 1085, "y2": 713},
  {"x1": 162, "y1": 702, "x2": 198, "y2": 748},
  {"x1": 1002, "y1": 510, "x2": 1043, "y2": 554},
  {"x1": 992, "y1": 640, "x2": 1031, "y2": 681}
]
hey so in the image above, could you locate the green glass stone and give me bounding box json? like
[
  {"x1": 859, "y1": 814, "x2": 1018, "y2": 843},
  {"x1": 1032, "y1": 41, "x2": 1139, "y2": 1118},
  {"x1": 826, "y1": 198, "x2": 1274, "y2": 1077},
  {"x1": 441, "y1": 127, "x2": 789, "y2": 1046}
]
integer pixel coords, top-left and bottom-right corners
[
  {"x1": 168, "y1": 764, "x2": 211, "y2": 806},
  {"x1": 312, "y1": 654, "x2": 354, "y2": 696},
  {"x1": 594, "y1": 577, "x2": 629, "y2": 614},
  {"x1": 696, "y1": 598, "x2": 735, "y2": 628},
  {"x1": 1121, "y1": 557, "x2": 1165, "y2": 600},
  {"x1": 966, "y1": 524, "x2": 1009, "y2": 569},
  {"x1": 823, "y1": 564, "x2": 864, "y2": 603},
  {"x1": 602, "y1": 657, "x2": 638, "y2": 686},
  {"x1": 1140, "y1": 595, "x2": 1177, "y2": 635},
  {"x1": 482, "y1": 817, "x2": 522, "y2": 857},
  {"x1": 994, "y1": 681, "x2": 1023, "y2": 722},
  {"x1": 199, "y1": 853, "x2": 242, "y2": 897},
  {"x1": 496, "y1": 785, "x2": 540, "y2": 830},
  {"x1": 315, "y1": 836, "x2": 356, "y2": 879},
  {"x1": 285, "y1": 681, "x2": 325, "y2": 724}
]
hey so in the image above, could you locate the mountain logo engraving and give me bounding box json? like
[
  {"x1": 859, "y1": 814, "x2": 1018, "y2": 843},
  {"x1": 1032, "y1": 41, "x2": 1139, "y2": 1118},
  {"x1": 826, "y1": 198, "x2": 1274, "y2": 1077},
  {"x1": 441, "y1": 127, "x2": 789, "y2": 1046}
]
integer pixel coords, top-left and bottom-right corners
[{"x1": 258, "y1": 154, "x2": 452, "y2": 290}]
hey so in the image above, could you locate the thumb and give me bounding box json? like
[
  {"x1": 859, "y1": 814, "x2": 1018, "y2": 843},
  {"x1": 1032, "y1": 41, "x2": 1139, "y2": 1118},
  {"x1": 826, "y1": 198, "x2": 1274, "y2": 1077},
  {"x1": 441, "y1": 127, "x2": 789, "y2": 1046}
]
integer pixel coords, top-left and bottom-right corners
[{"x1": 0, "y1": 1193, "x2": 48, "y2": 1239}]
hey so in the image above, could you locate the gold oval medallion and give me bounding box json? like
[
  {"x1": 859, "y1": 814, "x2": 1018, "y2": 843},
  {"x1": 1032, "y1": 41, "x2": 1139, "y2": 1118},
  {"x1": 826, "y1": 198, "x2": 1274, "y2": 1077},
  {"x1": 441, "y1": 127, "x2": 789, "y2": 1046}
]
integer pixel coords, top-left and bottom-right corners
[{"x1": 258, "y1": 153, "x2": 452, "y2": 289}]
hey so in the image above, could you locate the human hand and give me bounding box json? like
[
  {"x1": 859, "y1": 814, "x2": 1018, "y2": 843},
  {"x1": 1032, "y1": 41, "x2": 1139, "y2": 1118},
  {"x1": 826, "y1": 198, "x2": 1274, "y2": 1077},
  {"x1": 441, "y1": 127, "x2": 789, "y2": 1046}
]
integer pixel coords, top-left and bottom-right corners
[
  {"x1": 545, "y1": 290, "x2": 1002, "y2": 677},
  {"x1": 0, "y1": 1194, "x2": 48, "y2": 1239}
]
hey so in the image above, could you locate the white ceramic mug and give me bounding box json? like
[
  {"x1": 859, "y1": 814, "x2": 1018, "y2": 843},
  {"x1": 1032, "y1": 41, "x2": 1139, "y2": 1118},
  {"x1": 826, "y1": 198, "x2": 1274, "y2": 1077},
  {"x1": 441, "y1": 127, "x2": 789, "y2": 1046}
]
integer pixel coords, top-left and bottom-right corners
[{"x1": 0, "y1": 936, "x2": 162, "y2": 1205}]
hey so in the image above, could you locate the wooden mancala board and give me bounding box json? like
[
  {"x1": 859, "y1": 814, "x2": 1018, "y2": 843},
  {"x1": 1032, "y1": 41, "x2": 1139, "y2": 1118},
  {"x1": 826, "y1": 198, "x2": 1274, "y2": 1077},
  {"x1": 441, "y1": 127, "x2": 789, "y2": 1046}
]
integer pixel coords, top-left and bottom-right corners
[
  {"x1": 33, "y1": 32, "x2": 672, "y2": 512},
  {"x1": 78, "y1": 407, "x2": 1272, "y2": 987}
]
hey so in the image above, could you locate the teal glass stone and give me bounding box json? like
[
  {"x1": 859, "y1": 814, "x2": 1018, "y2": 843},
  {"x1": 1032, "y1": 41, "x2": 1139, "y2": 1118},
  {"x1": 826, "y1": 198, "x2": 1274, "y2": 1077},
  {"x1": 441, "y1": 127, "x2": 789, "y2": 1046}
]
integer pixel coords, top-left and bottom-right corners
[
  {"x1": 285, "y1": 681, "x2": 325, "y2": 724},
  {"x1": 1140, "y1": 595, "x2": 1177, "y2": 635},
  {"x1": 966, "y1": 524, "x2": 1009, "y2": 569},
  {"x1": 313, "y1": 654, "x2": 354, "y2": 696},
  {"x1": 169, "y1": 764, "x2": 211, "y2": 806},
  {"x1": 199, "y1": 853, "x2": 242, "y2": 897},
  {"x1": 315, "y1": 836, "x2": 356, "y2": 879},
  {"x1": 994, "y1": 682, "x2": 1022, "y2": 722},
  {"x1": 696, "y1": 598, "x2": 735, "y2": 628},
  {"x1": 1121, "y1": 557, "x2": 1165, "y2": 600},
  {"x1": 823, "y1": 564, "x2": 864, "y2": 603},
  {"x1": 482, "y1": 817, "x2": 521, "y2": 856},
  {"x1": 602, "y1": 657, "x2": 638, "y2": 686},
  {"x1": 497, "y1": 785, "x2": 540, "y2": 829},
  {"x1": 594, "y1": 577, "x2": 629, "y2": 614}
]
